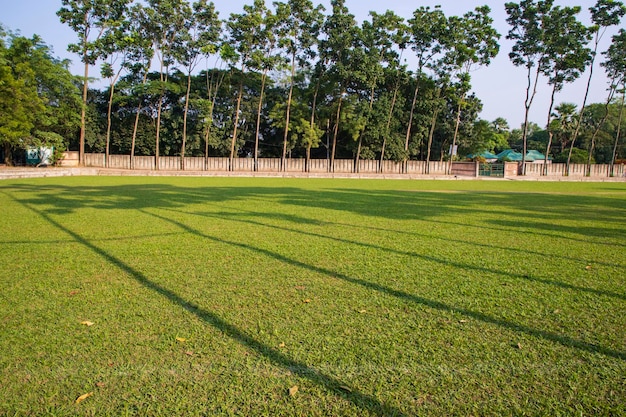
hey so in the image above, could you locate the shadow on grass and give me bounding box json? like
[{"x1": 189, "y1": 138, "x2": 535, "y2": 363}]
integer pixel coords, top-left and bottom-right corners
[
  {"x1": 4, "y1": 182, "x2": 626, "y2": 363},
  {"x1": 9, "y1": 195, "x2": 407, "y2": 417},
  {"x1": 145, "y1": 208, "x2": 626, "y2": 362},
  {"x1": 190, "y1": 207, "x2": 626, "y2": 303}
]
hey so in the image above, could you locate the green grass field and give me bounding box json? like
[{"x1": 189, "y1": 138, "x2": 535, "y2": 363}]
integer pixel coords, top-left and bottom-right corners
[{"x1": 1, "y1": 177, "x2": 625, "y2": 416}]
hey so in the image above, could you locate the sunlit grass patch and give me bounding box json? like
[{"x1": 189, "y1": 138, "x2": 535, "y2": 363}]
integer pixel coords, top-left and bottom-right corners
[{"x1": 1, "y1": 177, "x2": 625, "y2": 416}]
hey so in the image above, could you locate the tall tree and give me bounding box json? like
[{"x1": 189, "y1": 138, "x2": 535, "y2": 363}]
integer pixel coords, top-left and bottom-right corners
[
  {"x1": 227, "y1": 0, "x2": 266, "y2": 170},
  {"x1": 318, "y1": 0, "x2": 361, "y2": 172},
  {"x1": 57, "y1": 0, "x2": 131, "y2": 166},
  {"x1": 405, "y1": 6, "x2": 447, "y2": 171},
  {"x1": 173, "y1": 0, "x2": 221, "y2": 170},
  {"x1": 540, "y1": 5, "x2": 592, "y2": 174},
  {"x1": 249, "y1": 3, "x2": 280, "y2": 171},
  {"x1": 127, "y1": 4, "x2": 155, "y2": 169},
  {"x1": 601, "y1": 29, "x2": 626, "y2": 175},
  {"x1": 444, "y1": 6, "x2": 500, "y2": 174},
  {"x1": 275, "y1": 0, "x2": 324, "y2": 172},
  {"x1": 145, "y1": 0, "x2": 188, "y2": 169},
  {"x1": 567, "y1": 0, "x2": 626, "y2": 173},
  {"x1": 505, "y1": 0, "x2": 554, "y2": 174},
  {"x1": 99, "y1": 8, "x2": 134, "y2": 168}
]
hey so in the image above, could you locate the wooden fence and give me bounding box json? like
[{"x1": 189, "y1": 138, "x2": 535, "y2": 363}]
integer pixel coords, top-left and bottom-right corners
[{"x1": 76, "y1": 153, "x2": 625, "y2": 178}]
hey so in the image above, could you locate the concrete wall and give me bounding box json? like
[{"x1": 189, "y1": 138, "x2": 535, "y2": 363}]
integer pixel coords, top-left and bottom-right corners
[{"x1": 70, "y1": 153, "x2": 626, "y2": 179}]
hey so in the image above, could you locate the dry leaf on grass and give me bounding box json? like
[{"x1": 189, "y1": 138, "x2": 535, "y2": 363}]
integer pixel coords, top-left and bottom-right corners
[
  {"x1": 288, "y1": 386, "x2": 298, "y2": 396},
  {"x1": 75, "y1": 392, "x2": 93, "y2": 404},
  {"x1": 185, "y1": 351, "x2": 194, "y2": 356},
  {"x1": 278, "y1": 342, "x2": 286, "y2": 348},
  {"x1": 176, "y1": 337, "x2": 187, "y2": 343},
  {"x1": 585, "y1": 265, "x2": 592, "y2": 270},
  {"x1": 303, "y1": 299, "x2": 311, "y2": 303},
  {"x1": 80, "y1": 321, "x2": 94, "y2": 327}
]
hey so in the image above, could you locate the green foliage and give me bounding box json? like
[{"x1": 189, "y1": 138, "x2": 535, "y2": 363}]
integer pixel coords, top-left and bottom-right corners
[{"x1": 0, "y1": 29, "x2": 80, "y2": 164}]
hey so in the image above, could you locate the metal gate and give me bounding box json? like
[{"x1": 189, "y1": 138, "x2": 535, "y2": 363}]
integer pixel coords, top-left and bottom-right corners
[{"x1": 479, "y1": 163, "x2": 504, "y2": 177}]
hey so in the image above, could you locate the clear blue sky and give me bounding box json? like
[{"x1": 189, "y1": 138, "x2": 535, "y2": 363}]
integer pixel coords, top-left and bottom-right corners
[{"x1": 1, "y1": 0, "x2": 621, "y2": 129}]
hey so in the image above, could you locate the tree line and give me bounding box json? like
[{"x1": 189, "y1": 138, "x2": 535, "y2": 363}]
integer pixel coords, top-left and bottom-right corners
[{"x1": 1, "y1": 0, "x2": 625, "y2": 175}]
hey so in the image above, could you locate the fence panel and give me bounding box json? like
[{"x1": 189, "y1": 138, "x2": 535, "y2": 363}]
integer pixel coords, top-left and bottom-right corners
[
  {"x1": 158, "y1": 156, "x2": 180, "y2": 171},
  {"x1": 134, "y1": 156, "x2": 155, "y2": 170},
  {"x1": 84, "y1": 153, "x2": 105, "y2": 167}
]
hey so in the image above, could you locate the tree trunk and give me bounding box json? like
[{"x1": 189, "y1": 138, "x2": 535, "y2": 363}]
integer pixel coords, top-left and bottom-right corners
[
  {"x1": 543, "y1": 83, "x2": 558, "y2": 176},
  {"x1": 130, "y1": 70, "x2": 149, "y2": 171},
  {"x1": 520, "y1": 65, "x2": 542, "y2": 175},
  {"x1": 80, "y1": 60, "x2": 88, "y2": 167},
  {"x1": 255, "y1": 68, "x2": 268, "y2": 172},
  {"x1": 230, "y1": 69, "x2": 245, "y2": 172},
  {"x1": 380, "y1": 81, "x2": 400, "y2": 173},
  {"x1": 282, "y1": 51, "x2": 296, "y2": 172},
  {"x1": 330, "y1": 88, "x2": 345, "y2": 173},
  {"x1": 610, "y1": 89, "x2": 625, "y2": 177},
  {"x1": 587, "y1": 86, "x2": 617, "y2": 176},
  {"x1": 448, "y1": 100, "x2": 463, "y2": 175},
  {"x1": 567, "y1": 31, "x2": 600, "y2": 176},
  {"x1": 404, "y1": 75, "x2": 421, "y2": 174},
  {"x1": 307, "y1": 81, "x2": 320, "y2": 173},
  {"x1": 155, "y1": 61, "x2": 168, "y2": 171},
  {"x1": 105, "y1": 83, "x2": 114, "y2": 169},
  {"x1": 355, "y1": 86, "x2": 375, "y2": 173},
  {"x1": 425, "y1": 90, "x2": 441, "y2": 175},
  {"x1": 181, "y1": 73, "x2": 192, "y2": 171}
]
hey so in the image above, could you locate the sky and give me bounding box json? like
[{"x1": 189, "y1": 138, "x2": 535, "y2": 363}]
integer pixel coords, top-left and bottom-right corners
[{"x1": 1, "y1": 0, "x2": 622, "y2": 129}]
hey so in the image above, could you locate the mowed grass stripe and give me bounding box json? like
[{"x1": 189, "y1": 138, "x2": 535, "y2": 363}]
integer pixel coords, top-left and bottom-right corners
[{"x1": 1, "y1": 177, "x2": 625, "y2": 416}]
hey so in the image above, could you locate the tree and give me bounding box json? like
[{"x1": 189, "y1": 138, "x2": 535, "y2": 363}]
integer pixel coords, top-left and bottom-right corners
[
  {"x1": 0, "y1": 30, "x2": 41, "y2": 164},
  {"x1": 550, "y1": 102, "x2": 578, "y2": 154},
  {"x1": 145, "y1": 0, "x2": 189, "y2": 169},
  {"x1": 601, "y1": 29, "x2": 626, "y2": 174},
  {"x1": 540, "y1": 5, "x2": 592, "y2": 174},
  {"x1": 275, "y1": 0, "x2": 324, "y2": 172},
  {"x1": 57, "y1": 0, "x2": 131, "y2": 166},
  {"x1": 227, "y1": 0, "x2": 266, "y2": 170},
  {"x1": 567, "y1": 0, "x2": 626, "y2": 173},
  {"x1": 318, "y1": 0, "x2": 361, "y2": 172},
  {"x1": 505, "y1": 0, "x2": 554, "y2": 174},
  {"x1": 405, "y1": 6, "x2": 447, "y2": 170},
  {"x1": 173, "y1": 0, "x2": 221, "y2": 170},
  {"x1": 444, "y1": 6, "x2": 500, "y2": 174},
  {"x1": 0, "y1": 29, "x2": 81, "y2": 165},
  {"x1": 126, "y1": 4, "x2": 155, "y2": 169}
]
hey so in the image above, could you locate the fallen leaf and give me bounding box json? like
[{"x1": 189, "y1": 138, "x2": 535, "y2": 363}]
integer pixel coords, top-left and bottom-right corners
[
  {"x1": 459, "y1": 319, "x2": 468, "y2": 324},
  {"x1": 339, "y1": 385, "x2": 352, "y2": 392},
  {"x1": 176, "y1": 337, "x2": 187, "y2": 343},
  {"x1": 516, "y1": 343, "x2": 523, "y2": 350},
  {"x1": 288, "y1": 386, "x2": 298, "y2": 396},
  {"x1": 303, "y1": 299, "x2": 311, "y2": 303},
  {"x1": 95, "y1": 382, "x2": 105, "y2": 388},
  {"x1": 75, "y1": 392, "x2": 93, "y2": 404},
  {"x1": 553, "y1": 309, "x2": 561, "y2": 314},
  {"x1": 185, "y1": 351, "x2": 194, "y2": 356},
  {"x1": 358, "y1": 310, "x2": 367, "y2": 314},
  {"x1": 278, "y1": 342, "x2": 286, "y2": 348},
  {"x1": 294, "y1": 286, "x2": 306, "y2": 291},
  {"x1": 80, "y1": 321, "x2": 94, "y2": 327},
  {"x1": 69, "y1": 290, "x2": 80, "y2": 296},
  {"x1": 585, "y1": 265, "x2": 592, "y2": 270}
]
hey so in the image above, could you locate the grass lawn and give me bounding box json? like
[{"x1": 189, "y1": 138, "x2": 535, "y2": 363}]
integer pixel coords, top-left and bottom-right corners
[{"x1": 0, "y1": 176, "x2": 625, "y2": 416}]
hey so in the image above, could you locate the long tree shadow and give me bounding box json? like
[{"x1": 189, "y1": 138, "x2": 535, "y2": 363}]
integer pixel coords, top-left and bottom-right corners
[
  {"x1": 7, "y1": 193, "x2": 406, "y2": 417},
  {"x1": 144, "y1": 208, "x2": 626, "y2": 362},
  {"x1": 186, "y1": 206, "x2": 626, "y2": 303}
]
